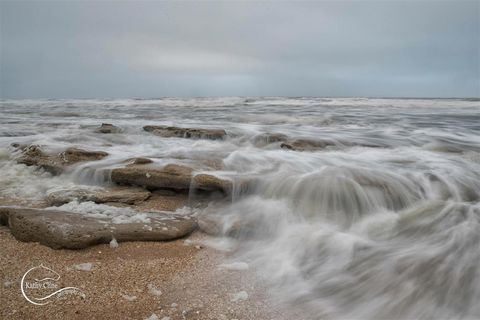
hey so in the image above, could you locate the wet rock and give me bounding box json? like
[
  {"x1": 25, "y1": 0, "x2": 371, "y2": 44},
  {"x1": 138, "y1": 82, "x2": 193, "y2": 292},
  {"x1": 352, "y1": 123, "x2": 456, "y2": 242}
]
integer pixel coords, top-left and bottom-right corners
[
  {"x1": 16, "y1": 145, "x2": 108, "y2": 174},
  {"x1": 111, "y1": 164, "x2": 232, "y2": 195},
  {"x1": 95, "y1": 123, "x2": 122, "y2": 134},
  {"x1": 47, "y1": 187, "x2": 151, "y2": 206},
  {"x1": 144, "y1": 125, "x2": 226, "y2": 140},
  {"x1": 135, "y1": 192, "x2": 188, "y2": 212},
  {"x1": 60, "y1": 147, "x2": 108, "y2": 163},
  {"x1": 128, "y1": 157, "x2": 154, "y2": 165},
  {"x1": 10, "y1": 142, "x2": 29, "y2": 150},
  {"x1": 280, "y1": 138, "x2": 335, "y2": 151},
  {"x1": 112, "y1": 164, "x2": 193, "y2": 190},
  {"x1": 192, "y1": 174, "x2": 233, "y2": 193},
  {"x1": 16, "y1": 145, "x2": 64, "y2": 174},
  {"x1": 197, "y1": 215, "x2": 223, "y2": 236},
  {"x1": 197, "y1": 199, "x2": 274, "y2": 238},
  {"x1": 0, "y1": 207, "x2": 197, "y2": 249},
  {"x1": 252, "y1": 133, "x2": 288, "y2": 147},
  {"x1": 197, "y1": 214, "x2": 257, "y2": 238}
]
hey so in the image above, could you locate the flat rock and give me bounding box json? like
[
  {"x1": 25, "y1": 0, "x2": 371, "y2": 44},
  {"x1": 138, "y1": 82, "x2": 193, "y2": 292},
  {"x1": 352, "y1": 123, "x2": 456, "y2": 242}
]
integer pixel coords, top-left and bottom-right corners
[
  {"x1": 144, "y1": 125, "x2": 226, "y2": 140},
  {"x1": 95, "y1": 123, "x2": 122, "y2": 134},
  {"x1": 111, "y1": 164, "x2": 232, "y2": 195},
  {"x1": 0, "y1": 207, "x2": 196, "y2": 249},
  {"x1": 16, "y1": 145, "x2": 108, "y2": 174},
  {"x1": 47, "y1": 186, "x2": 151, "y2": 206},
  {"x1": 61, "y1": 147, "x2": 108, "y2": 163}
]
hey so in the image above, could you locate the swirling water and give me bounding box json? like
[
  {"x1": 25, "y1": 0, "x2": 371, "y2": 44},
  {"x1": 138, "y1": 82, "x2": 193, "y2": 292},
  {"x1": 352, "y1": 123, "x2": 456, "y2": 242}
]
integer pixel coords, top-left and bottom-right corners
[{"x1": 0, "y1": 97, "x2": 479, "y2": 319}]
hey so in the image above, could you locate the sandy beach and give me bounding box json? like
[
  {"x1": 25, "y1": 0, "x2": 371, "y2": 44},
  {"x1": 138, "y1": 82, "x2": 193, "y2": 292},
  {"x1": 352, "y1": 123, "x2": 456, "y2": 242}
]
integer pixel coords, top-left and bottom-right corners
[
  {"x1": 1, "y1": 227, "x2": 286, "y2": 320},
  {"x1": 0, "y1": 191, "x2": 286, "y2": 320}
]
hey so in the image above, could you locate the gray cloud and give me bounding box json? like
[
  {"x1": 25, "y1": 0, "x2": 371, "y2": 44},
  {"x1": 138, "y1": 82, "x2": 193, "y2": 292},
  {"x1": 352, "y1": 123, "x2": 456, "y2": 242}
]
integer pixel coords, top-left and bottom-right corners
[{"x1": 1, "y1": 1, "x2": 478, "y2": 98}]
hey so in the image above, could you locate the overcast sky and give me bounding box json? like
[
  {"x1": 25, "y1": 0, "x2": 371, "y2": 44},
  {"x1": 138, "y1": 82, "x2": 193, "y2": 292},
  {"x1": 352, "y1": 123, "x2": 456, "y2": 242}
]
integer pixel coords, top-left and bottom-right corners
[{"x1": 1, "y1": 1, "x2": 478, "y2": 98}]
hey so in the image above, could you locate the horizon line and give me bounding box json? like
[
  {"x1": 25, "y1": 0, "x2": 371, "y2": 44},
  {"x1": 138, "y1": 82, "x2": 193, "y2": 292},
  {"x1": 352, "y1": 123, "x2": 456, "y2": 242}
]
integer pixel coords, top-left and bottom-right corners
[{"x1": 1, "y1": 96, "x2": 479, "y2": 101}]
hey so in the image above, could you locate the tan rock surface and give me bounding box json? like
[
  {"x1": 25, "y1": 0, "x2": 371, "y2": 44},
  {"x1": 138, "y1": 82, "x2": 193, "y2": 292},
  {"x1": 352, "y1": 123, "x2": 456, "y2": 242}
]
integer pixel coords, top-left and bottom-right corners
[
  {"x1": 0, "y1": 207, "x2": 196, "y2": 249},
  {"x1": 111, "y1": 164, "x2": 232, "y2": 195},
  {"x1": 47, "y1": 187, "x2": 151, "y2": 206},
  {"x1": 16, "y1": 145, "x2": 108, "y2": 174},
  {"x1": 144, "y1": 125, "x2": 226, "y2": 140},
  {"x1": 95, "y1": 123, "x2": 122, "y2": 134},
  {"x1": 280, "y1": 138, "x2": 335, "y2": 151}
]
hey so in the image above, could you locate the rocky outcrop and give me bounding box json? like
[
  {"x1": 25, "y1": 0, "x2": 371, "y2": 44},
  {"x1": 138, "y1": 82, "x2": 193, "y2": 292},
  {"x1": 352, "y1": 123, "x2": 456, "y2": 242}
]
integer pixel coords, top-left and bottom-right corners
[
  {"x1": 279, "y1": 138, "x2": 386, "y2": 151},
  {"x1": 16, "y1": 145, "x2": 108, "y2": 174},
  {"x1": 111, "y1": 164, "x2": 232, "y2": 195},
  {"x1": 252, "y1": 133, "x2": 288, "y2": 147},
  {"x1": 281, "y1": 139, "x2": 335, "y2": 151},
  {"x1": 0, "y1": 207, "x2": 196, "y2": 249},
  {"x1": 60, "y1": 148, "x2": 108, "y2": 163},
  {"x1": 128, "y1": 157, "x2": 154, "y2": 165},
  {"x1": 95, "y1": 123, "x2": 122, "y2": 134},
  {"x1": 192, "y1": 174, "x2": 233, "y2": 193},
  {"x1": 47, "y1": 187, "x2": 151, "y2": 206},
  {"x1": 10, "y1": 142, "x2": 29, "y2": 150},
  {"x1": 144, "y1": 125, "x2": 226, "y2": 140},
  {"x1": 135, "y1": 192, "x2": 188, "y2": 212},
  {"x1": 197, "y1": 212, "x2": 258, "y2": 238}
]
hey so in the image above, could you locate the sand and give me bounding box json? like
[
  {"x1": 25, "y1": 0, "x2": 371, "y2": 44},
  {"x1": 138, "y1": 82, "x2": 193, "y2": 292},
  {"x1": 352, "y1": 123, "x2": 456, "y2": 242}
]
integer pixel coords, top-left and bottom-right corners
[{"x1": 0, "y1": 227, "x2": 287, "y2": 320}]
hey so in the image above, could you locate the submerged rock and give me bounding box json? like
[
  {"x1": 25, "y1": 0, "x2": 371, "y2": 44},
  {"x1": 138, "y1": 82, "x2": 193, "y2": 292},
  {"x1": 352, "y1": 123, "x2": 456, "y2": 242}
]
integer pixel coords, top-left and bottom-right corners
[
  {"x1": 280, "y1": 138, "x2": 386, "y2": 151},
  {"x1": 95, "y1": 123, "x2": 121, "y2": 134},
  {"x1": 111, "y1": 164, "x2": 232, "y2": 195},
  {"x1": 16, "y1": 145, "x2": 108, "y2": 174},
  {"x1": 197, "y1": 213, "x2": 258, "y2": 238},
  {"x1": 0, "y1": 207, "x2": 196, "y2": 249},
  {"x1": 47, "y1": 186, "x2": 151, "y2": 206},
  {"x1": 10, "y1": 142, "x2": 30, "y2": 150},
  {"x1": 280, "y1": 138, "x2": 335, "y2": 151},
  {"x1": 128, "y1": 157, "x2": 154, "y2": 165},
  {"x1": 143, "y1": 125, "x2": 226, "y2": 140},
  {"x1": 252, "y1": 133, "x2": 288, "y2": 147}
]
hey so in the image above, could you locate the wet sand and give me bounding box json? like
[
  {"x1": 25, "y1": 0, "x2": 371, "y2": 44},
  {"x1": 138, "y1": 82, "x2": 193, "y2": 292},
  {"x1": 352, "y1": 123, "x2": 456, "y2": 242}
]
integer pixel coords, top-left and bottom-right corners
[{"x1": 0, "y1": 227, "x2": 284, "y2": 320}]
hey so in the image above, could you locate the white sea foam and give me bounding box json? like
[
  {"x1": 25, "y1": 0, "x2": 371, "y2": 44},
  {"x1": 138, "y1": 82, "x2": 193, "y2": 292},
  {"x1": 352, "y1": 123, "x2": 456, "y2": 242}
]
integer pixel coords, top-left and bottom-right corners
[
  {"x1": 218, "y1": 262, "x2": 249, "y2": 271},
  {"x1": 48, "y1": 201, "x2": 152, "y2": 224}
]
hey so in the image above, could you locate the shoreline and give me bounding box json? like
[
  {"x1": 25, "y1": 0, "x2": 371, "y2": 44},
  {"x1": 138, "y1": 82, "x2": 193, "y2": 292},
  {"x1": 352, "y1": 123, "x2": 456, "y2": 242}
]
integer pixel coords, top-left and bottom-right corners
[
  {"x1": 0, "y1": 162, "x2": 287, "y2": 320},
  {"x1": 1, "y1": 227, "x2": 285, "y2": 320}
]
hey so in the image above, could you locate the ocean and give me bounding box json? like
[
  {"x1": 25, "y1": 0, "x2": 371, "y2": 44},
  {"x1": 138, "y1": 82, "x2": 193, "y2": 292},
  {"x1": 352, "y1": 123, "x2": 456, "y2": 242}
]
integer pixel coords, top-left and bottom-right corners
[{"x1": 1, "y1": 97, "x2": 479, "y2": 318}]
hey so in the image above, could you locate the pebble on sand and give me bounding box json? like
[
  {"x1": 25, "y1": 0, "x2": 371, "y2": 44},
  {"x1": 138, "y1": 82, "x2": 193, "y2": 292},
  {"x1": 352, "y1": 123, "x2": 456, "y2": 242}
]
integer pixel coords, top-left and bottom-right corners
[
  {"x1": 121, "y1": 294, "x2": 137, "y2": 302},
  {"x1": 109, "y1": 237, "x2": 119, "y2": 248},
  {"x1": 144, "y1": 313, "x2": 159, "y2": 320},
  {"x1": 73, "y1": 262, "x2": 94, "y2": 271},
  {"x1": 147, "y1": 283, "x2": 162, "y2": 296}
]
